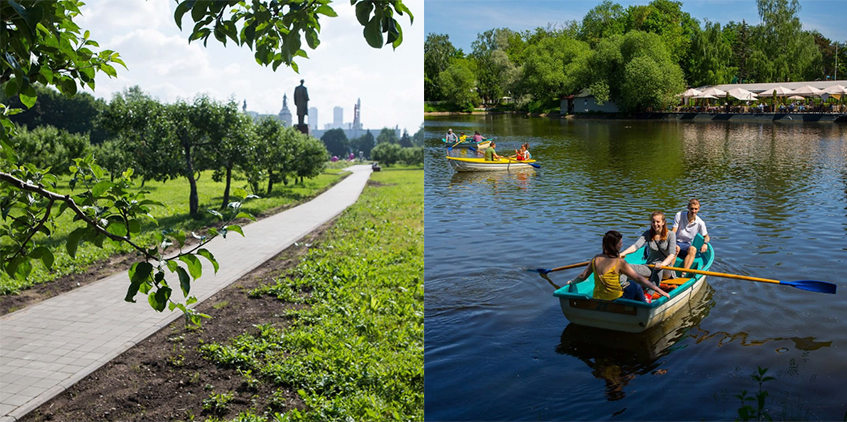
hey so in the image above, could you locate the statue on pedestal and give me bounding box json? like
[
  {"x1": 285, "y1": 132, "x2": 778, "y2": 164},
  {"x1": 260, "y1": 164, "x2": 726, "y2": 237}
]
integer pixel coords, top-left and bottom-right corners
[{"x1": 294, "y1": 79, "x2": 309, "y2": 126}]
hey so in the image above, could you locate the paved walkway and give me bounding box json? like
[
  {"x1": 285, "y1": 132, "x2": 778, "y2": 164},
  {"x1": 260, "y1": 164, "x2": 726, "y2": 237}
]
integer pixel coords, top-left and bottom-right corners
[{"x1": 0, "y1": 165, "x2": 372, "y2": 421}]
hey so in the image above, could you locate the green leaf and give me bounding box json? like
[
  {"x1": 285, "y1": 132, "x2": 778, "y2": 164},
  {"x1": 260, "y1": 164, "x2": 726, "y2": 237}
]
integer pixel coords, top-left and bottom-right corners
[
  {"x1": 235, "y1": 212, "x2": 256, "y2": 221},
  {"x1": 176, "y1": 266, "x2": 191, "y2": 296},
  {"x1": 232, "y1": 187, "x2": 248, "y2": 201},
  {"x1": 19, "y1": 84, "x2": 37, "y2": 109},
  {"x1": 179, "y1": 254, "x2": 203, "y2": 280},
  {"x1": 166, "y1": 259, "x2": 179, "y2": 273},
  {"x1": 191, "y1": 0, "x2": 208, "y2": 23},
  {"x1": 224, "y1": 224, "x2": 244, "y2": 237},
  {"x1": 126, "y1": 262, "x2": 154, "y2": 302},
  {"x1": 355, "y1": 1, "x2": 373, "y2": 26},
  {"x1": 148, "y1": 286, "x2": 171, "y2": 312},
  {"x1": 196, "y1": 248, "x2": 218, "y2": 273},
  {"x1": 91, "y1": 180, "x2": 113, "y2": 198},
  {"x1": 31, "y1": 246, "x2": 54, "y2": 269},
  {"x1": 363, "y1": 16, "x2": 383, "y2": 48},
  {"x1": 66, "y1": 227, "x2": 88, "y2": 258},
  {"x1": 316, "y1": 5, "x2": 337, "y2": 17}
]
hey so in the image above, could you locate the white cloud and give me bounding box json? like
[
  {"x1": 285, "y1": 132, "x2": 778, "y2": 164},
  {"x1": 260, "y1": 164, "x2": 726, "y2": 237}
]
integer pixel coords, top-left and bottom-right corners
[{"x1": 78, "y1": 0, "x2": 423, "y2": 132}]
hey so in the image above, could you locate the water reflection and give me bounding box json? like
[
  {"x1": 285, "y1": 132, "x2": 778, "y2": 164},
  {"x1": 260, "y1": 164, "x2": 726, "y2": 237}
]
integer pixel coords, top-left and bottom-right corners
[{"x1": 555, "y1": 282, "x2": 715, "y2": 401}]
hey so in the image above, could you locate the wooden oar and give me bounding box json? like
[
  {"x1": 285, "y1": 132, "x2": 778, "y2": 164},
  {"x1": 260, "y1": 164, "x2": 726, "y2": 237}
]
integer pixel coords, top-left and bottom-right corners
[
  {"x1": 647, "y1": 265, "x2": 836, "y2": 294},
  {"x1": 530, "y1": 261, "x2": 590, "y2": 275}
]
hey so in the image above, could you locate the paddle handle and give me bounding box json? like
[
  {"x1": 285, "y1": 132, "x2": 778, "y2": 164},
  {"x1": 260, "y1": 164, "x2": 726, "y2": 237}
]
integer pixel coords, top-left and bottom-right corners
[
  {"x1": 647, "y1": 264, "x2": 780, "y2": 284},
  {"x1": 548, "y1": 261, "x2": 591, "y2": 273}
]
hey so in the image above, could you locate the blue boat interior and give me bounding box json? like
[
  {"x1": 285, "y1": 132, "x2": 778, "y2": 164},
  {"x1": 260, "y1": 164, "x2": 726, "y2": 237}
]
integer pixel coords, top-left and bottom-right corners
[{"x1": 553, "y1": 233, "x2": 714, "y2": 308}]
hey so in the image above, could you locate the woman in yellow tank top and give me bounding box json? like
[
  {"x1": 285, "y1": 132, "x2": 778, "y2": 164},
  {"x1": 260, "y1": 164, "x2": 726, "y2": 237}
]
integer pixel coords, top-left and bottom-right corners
[{"x1": 567, "y1": 231, "x2": 669, "y2": 302}]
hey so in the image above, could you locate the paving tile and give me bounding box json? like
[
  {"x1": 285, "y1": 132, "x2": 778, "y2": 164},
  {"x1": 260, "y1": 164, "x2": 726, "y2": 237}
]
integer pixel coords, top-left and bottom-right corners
[{"x1": 0, "y1": 166, "x2": 371, "y2": 419}]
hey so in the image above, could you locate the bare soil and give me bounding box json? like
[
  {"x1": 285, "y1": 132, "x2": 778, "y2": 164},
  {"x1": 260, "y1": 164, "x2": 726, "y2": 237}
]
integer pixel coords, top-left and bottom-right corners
[{"x1": 19, "y1": 220, "x2": 333, "y2": 422}]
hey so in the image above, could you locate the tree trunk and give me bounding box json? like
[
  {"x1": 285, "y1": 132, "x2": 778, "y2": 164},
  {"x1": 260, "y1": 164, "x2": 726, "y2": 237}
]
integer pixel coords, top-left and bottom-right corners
[
  {"x1": 220, "y1": 165, "x2": 232, "y2": 210},
  {"x1": 267, "y1": 169, "x2": 275, "y2": 194},
  {"x1": 184, "y1": 145, "x2": 199, "y2": 216}
]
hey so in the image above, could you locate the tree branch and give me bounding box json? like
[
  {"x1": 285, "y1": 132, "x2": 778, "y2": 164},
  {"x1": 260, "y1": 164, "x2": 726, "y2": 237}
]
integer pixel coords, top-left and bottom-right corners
[{"x1": 1, "y1": 171, "x2": 156, "y2": 261}]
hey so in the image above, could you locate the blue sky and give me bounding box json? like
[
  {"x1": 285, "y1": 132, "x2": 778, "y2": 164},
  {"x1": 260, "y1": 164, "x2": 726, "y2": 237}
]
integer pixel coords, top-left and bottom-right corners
[{"x1": 425, "y1": 0, "x2": 847, "y2": 53}]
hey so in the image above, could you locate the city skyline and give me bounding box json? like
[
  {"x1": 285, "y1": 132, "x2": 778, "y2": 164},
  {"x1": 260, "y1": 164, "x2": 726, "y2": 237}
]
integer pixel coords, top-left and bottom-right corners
[{"x1": 75, "y1": 0, "x2": 422, "y2": 133}]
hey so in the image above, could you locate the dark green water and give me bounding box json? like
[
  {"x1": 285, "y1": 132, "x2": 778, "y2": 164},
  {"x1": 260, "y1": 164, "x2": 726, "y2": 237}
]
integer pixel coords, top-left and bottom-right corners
[{"x1": 424, "y1": 115, "x2": 846, "y2": 421}]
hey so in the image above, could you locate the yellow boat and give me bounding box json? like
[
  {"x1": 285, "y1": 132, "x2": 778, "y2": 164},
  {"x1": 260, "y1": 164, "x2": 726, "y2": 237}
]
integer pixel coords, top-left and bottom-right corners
[{"x1": 446, "y1": 156, "x2": 539, "y2": 172}]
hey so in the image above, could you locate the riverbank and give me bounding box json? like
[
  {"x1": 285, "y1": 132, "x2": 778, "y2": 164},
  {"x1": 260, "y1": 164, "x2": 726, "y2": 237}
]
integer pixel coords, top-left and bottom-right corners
[{"x1": 425, "y1": 110, "x2": 847, "y2": 123}]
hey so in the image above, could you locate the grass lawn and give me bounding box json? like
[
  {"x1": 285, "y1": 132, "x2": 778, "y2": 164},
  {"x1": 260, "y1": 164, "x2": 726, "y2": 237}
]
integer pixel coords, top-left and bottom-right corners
[
  {"x1": 0, "y1": 168, "x2": 348, "y2": 295},
  {"x1": 200, "y1": 168, "x2": 423, "y2": 421}
]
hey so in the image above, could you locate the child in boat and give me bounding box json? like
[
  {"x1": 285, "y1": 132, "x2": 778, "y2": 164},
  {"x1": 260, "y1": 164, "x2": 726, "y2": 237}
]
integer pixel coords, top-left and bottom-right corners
[
  {"x1": 620, "y1": 211, "x2": 677, "y2": 291},
  {"x1": 510, "y1": 143, "x2": 531, "y2": 161},
  {"x1": 459, "y1": 132, "x2": 467, "y2": 142},
  {"x1": 566, "y1": 231, "x2": 670, "y2": 302}
]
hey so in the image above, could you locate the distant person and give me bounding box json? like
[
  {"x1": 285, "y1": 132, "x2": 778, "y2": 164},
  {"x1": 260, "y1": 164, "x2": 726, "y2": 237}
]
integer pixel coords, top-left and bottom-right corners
[
  {"x1": 472, "y1": 130, "x2": 486, "y2": 143},
  {"x1": 566, "y1": 231, "x2": 670, "y2": 302},
  {"x1": 672, "y1": 198, "x2": 710, "y2": 275},
  {"x1": 510, "y1": 143, "x2": 531, "y2": 161},
  {"x1": 484, "y1": 142, "x2": 503, "y2": 161},
  {"x1": 446, "y1": 129, "x2": 458, "y2": 143},
  {"x1": 620, "y1": 211, "x2": 677, "y2": 290}
]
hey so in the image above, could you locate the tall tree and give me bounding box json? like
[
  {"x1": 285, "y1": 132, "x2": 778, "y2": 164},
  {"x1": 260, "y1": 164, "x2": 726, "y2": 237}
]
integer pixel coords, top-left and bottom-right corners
[
  {"x1": 687, "y1": 21, "x2": 735, "y2": 87},
  {"x1": 100, "y1": 87, "x2": 180, "y2": 186},
  {"x1": 580, "y1": 0, "x2": 626, "y2": 46},
  {"x1": 350, "y1": 130, "x2": 376, "y2": 159},
  {"x1": 399, "y1": 129, "x2": 413, "y2": 147},
  {"x1": 321, "y1": 128, "x2": 350, "y2": 157},
  {"x1": 520, "y1": 35, "x2": 591, "y2": 101},
  {"x1": 625, "y1": 0, "x2": 696, "y2": 67},
  {"x1": 437, "y1": 58, "x2": 479, "y2": 109},
  {"x1": 750, "y1": 0, "x2": 821, "y2": 82},
  {"x1": 205, "y1": 100, "x2": 253, "y2": 209},
  {"x1": 424, "y1": 34, "x2": 458, "y2": 100},
  {"x1": 377, "y1": 127, "x2": 399, "y2": 145}
]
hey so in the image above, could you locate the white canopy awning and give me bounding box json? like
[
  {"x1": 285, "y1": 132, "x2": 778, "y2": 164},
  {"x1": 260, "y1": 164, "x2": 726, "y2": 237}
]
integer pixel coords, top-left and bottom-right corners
[
  {"x1": 757, "y1": 86, "x2": 795, "y2": 97},
  {"x1": 790, "y1": 85, "x2": 825, "y2": 97},
  {"x1": 727, "y1": 87, "x2": 758, "y2": 101}
]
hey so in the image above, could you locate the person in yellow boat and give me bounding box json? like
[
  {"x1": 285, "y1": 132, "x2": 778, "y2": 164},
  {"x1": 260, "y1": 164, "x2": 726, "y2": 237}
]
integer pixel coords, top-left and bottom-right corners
[
  {"x1": 484, "y1": 142, "x2": 504, "y2": 161},
  {"x1": 509, "y1": 143, "x2": 531, "y2": 161},
  {"x1": 566, "y1": 230, "x2": 669, "y2": 302}
]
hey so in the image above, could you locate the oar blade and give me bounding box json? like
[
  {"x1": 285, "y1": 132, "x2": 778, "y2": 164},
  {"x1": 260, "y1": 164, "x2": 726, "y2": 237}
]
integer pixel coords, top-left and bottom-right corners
[
  {"x1": 528, "y1": 268, "x2": 552, "y2": 274},
  {"x1": 783, "y1": 280, "x2": 837, "y2": 294},
  {"x1": 529, "y1": 162, "x2": 541, "y2": 169}
]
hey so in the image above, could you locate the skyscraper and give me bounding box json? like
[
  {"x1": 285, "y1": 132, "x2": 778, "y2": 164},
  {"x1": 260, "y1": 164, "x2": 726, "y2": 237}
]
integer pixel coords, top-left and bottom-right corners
[
  {"x1": 333, "y1": 106, "x2": 343, "y2": 129},
  {"x1": 309, "y1": 107, "x2": 318, "y2": 130}
]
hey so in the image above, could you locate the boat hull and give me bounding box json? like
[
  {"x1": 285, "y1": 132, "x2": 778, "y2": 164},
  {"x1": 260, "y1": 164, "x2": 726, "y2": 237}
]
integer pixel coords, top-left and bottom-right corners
[
  {"x1": 553, "y1": 234, "x2": 714, "y2": 333},
  {"x1": 447, "y1": 156, "x2": 537, "y2": 172}
]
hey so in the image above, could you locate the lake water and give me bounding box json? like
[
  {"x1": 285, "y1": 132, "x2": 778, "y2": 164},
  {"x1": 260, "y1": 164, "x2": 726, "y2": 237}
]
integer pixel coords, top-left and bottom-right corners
[{"x1": 424, "y1": 115, "x2": 846, "y2": 421}]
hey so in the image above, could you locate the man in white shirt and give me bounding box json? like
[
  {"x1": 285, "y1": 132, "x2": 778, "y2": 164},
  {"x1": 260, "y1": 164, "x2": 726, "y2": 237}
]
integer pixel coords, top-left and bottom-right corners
[{"x1": 672, "y1": 198, "x2": 710, "y2": 274}]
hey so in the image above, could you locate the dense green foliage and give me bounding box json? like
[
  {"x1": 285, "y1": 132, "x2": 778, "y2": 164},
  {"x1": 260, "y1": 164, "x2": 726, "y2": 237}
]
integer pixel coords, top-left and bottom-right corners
[
  {"x1": 203, "y1": 169, "x2": 423, "y2": 421},
  {"x1": 321, "y1": 129, "x2": 350, "y2": 158},
  {"x1": 424, "y1": 0, "x2": 846, "y2": 113}
]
